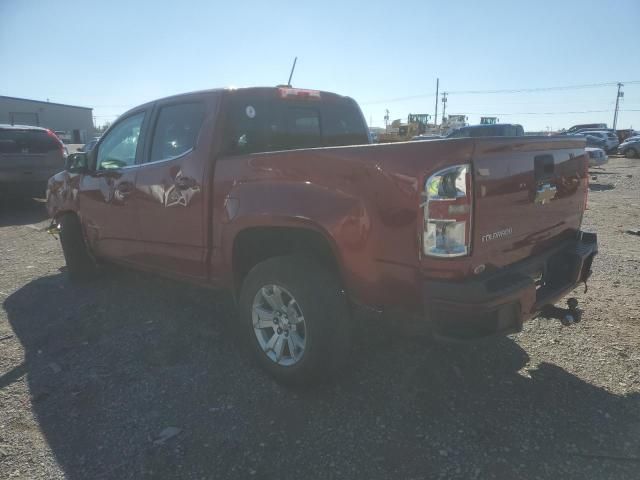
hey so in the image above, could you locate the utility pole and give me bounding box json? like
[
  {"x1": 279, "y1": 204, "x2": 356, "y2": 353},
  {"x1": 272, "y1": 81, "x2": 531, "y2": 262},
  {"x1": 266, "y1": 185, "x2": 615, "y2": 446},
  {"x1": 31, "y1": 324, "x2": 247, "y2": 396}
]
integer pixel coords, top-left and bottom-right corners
[
  {"x1": 384, "y1": 109, "x2": 390, "y2": 131},
  {"x1": 613, "y1": 82, "x2": 624, "y2": 130},
  {"x1": 441, "y1": 92, "x2": 448, "y2": 124},
  {"x1": 434, "y1": 78, "x2": 439, "y2": 127}
]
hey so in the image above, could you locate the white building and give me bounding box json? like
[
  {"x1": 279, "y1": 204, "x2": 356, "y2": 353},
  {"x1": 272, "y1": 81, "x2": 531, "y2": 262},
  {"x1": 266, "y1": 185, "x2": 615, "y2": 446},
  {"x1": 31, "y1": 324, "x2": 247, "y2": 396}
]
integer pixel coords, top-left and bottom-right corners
[{"x1": 0, "y1": 96, "x2": 94, "y2": 143}]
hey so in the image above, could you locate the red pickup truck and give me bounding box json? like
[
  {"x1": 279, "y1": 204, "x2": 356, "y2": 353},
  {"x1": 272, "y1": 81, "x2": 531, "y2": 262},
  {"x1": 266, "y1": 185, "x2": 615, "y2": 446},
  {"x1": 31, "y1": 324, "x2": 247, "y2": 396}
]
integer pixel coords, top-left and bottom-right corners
[{"x1": 47, "y1": 86, "x2": 597, "y2": 383}]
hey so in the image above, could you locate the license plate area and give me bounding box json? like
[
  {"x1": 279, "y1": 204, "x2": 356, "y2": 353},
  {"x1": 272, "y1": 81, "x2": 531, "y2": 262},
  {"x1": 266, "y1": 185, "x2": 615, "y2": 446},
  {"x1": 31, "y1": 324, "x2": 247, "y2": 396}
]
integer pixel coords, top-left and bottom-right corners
[{"x1": 535, "y1": 251, "x2": 580, "y2": 302}]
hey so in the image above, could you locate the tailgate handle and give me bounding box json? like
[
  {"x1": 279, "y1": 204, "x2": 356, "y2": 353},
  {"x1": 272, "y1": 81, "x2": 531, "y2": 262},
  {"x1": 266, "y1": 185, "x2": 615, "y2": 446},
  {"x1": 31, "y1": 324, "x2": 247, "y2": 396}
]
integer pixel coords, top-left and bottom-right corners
[{"x1": 534, "y1": 155, "x2": 554, "y2": 182}]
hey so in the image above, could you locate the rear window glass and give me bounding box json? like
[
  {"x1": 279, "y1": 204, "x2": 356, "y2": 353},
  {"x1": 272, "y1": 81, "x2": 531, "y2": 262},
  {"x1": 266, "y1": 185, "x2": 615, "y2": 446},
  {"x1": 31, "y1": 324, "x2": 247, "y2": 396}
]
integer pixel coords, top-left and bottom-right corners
[
  {"x1": 281, "y1": 107, "x2": 322, "y2": 149},
  {"x1": 0, "y1": 129, "x2": 59, "y2": 155},
  {"x1": 223, "y1": 93, "x2": 368, "y2": 155}
]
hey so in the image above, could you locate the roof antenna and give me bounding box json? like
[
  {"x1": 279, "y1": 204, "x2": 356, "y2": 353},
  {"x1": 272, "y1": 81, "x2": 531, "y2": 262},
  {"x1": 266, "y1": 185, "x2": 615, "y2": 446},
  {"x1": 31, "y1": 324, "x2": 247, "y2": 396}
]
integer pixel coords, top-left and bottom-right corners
[{"x1": 287, "y1": 57, "x2": 297, "y2": 87}]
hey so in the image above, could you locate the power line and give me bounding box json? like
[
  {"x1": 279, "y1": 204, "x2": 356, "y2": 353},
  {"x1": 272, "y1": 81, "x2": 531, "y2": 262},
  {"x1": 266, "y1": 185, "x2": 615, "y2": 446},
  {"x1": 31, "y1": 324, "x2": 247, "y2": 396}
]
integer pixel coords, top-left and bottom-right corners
[
  {"x1": 362, "y1": 93, "x2": 436, "y2": 105},
  {"x1": 449, "y1": 80, "x2": 640, "y2": 95},
  {"x1": 449, "y1": 109, "x2": 640, "y2": 116},
  {"x1": 360, "y1": 80, "x2": 640, "y2": 105}
]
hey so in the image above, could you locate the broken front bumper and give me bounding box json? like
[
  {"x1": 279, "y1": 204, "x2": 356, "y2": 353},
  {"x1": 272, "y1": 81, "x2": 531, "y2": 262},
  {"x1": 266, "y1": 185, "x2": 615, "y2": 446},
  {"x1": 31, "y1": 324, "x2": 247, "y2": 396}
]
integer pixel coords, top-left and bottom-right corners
[{"x1": 423, "y1": 232, "x2": 598, "y2": 340}]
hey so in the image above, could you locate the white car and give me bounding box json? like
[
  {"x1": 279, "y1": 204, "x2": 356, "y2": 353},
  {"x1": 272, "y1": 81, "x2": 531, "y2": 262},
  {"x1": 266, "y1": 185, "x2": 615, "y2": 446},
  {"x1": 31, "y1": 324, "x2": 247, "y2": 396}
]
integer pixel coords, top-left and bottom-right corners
[
  {"x1": 579, "y1": 131, "x2": 619, "y2": 152},
  {"x1": 586, "y1": 147, "x2": 608, "y2": 167}
]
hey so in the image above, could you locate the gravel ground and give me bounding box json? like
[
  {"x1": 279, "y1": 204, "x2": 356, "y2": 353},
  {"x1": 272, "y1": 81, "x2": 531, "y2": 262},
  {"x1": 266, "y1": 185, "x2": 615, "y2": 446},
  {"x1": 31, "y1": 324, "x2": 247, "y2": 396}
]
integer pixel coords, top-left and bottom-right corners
[{"x1": 1, "y1": 156, "x2": 639, "y2": 480}]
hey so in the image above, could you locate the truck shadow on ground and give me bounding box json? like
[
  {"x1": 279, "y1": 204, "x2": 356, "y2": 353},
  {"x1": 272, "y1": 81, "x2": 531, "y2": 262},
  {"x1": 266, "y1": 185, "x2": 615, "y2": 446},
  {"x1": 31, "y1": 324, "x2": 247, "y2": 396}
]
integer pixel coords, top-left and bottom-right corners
[
  {"x1": 3, "y1": 271, "x2": 640, "y2": 479},
  {"x1": 0, "y1": 196, "x2": 49, "y2": 227}
]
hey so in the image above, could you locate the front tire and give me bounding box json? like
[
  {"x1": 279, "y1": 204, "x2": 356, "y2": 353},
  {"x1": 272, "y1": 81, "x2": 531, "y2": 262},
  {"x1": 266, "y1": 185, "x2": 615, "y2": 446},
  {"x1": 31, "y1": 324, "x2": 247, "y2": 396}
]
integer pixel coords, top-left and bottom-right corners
[
  {"x1": 238, "y1": 255, "x2": 351, "y2": 385},
  {"x1": 59, "y1": 213, "x2": 98, "y2": 283},
  {"x1": 625, "y1": 148, "x2": 638, "y2": 159}
]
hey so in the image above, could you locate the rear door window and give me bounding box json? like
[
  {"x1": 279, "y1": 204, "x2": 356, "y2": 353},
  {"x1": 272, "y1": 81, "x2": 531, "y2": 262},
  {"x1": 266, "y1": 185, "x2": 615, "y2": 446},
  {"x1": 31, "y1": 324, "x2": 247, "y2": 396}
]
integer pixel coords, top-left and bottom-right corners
[{"x1": 149, "y1": 102, "x2": 206, "y2": 162}]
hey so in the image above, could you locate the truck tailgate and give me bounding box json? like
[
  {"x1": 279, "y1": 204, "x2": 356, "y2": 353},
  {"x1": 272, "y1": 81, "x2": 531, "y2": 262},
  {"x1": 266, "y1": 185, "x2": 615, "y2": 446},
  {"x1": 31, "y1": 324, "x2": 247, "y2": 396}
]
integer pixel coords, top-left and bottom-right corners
[{"x1": 471, "y1": 137, "x2": 588, "y2": 269}]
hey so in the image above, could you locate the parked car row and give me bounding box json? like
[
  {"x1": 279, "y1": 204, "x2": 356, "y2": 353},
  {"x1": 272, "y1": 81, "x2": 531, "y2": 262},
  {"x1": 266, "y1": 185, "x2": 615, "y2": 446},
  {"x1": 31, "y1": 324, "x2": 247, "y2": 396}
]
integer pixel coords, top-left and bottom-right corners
[
  {"x1": 410, "y1": 124, "x2": 524, "y2": 141},
  {"x1": 570, "y1": 130, "x2": 618, "y2": 152},
  {"x1": 618, "y1": 136, "x2": 640, "y2": 158},
  {"x1": 565, "y1": 123, "x2": 639, "y2": 147},
  {"x1": 585, "y1": 147, "x2": 608, "y2": 167},
  {"x1": 565, "y1": 123, "x2": 607, "y2": 134}
]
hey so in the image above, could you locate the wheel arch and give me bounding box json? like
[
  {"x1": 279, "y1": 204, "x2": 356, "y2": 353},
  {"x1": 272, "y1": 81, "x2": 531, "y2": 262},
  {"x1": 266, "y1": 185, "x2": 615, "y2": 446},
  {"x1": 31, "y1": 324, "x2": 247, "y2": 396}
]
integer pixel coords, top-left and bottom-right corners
[
  {"x1": 52, "y1": 208, "x2": 78, "y2": 223},
  {"x1": 229, "y1": 220, "x2": 346, "y2": 298}
]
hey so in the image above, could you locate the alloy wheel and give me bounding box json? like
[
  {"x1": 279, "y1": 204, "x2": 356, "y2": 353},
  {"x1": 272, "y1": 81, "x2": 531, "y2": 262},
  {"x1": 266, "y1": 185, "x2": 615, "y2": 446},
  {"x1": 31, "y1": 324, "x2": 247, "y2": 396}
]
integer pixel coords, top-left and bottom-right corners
[{"x1": 252, "y1": 285, "x2": 307, "y2": 366}]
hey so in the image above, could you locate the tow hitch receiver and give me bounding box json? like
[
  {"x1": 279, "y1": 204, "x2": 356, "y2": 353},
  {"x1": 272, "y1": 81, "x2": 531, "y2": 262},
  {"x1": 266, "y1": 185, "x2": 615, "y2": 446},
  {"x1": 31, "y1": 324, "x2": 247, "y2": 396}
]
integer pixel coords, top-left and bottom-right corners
[{"x1": 540, "y1": 298, "x2": 581, "y2": 326}]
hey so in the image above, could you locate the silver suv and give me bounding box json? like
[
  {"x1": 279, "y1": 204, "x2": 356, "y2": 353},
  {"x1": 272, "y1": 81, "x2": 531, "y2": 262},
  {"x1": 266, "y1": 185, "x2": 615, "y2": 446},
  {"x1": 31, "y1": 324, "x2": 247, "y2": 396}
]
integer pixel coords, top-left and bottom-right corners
[
  {"x1": 575, "y1": 130, "x2": 619, "y2": 152},
  {"x1": 0, "y1": 124, "x2": 66, "y2": 197}
]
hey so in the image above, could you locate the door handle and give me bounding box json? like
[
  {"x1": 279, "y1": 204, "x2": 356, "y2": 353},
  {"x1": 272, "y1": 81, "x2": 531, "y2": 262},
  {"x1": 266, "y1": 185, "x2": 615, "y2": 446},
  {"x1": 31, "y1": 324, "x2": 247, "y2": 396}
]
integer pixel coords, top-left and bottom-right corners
[
  {"x1": 116, "y1": 181, "x2": 135, "y2": 196},
  {"x1": 174, "y1": 176, "x2": 196, "y2": 190}
]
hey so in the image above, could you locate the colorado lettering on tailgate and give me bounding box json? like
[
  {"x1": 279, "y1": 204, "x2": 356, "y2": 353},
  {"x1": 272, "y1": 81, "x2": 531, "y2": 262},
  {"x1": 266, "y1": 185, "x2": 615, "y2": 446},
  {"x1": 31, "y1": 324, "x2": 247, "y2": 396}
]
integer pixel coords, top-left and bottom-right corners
[{"x1": 481, "y1": 227, "x2": 513, "y2": 243}]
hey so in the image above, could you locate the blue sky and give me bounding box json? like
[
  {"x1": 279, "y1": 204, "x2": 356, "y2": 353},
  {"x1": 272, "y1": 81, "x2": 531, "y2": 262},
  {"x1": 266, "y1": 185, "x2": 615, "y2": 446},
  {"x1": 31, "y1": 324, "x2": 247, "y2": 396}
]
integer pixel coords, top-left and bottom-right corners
[{"x1": 1, "y1": 0, "x2": 639, "y2": 131}]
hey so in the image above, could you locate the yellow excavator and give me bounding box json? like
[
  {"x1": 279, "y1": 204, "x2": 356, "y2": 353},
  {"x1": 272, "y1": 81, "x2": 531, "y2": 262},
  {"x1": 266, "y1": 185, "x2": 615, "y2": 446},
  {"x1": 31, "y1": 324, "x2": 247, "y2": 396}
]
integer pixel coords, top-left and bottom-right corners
[{"x1": 378, "y1": 113, "x2": 432, "y2": 143}]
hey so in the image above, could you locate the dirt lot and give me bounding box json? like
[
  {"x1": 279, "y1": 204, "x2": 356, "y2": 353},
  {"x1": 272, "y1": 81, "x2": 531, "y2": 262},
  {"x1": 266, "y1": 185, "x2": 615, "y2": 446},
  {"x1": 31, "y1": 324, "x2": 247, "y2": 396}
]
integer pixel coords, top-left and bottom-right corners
[{"x1": 1, "y1": 156, "x2": 639, "y2": 480}]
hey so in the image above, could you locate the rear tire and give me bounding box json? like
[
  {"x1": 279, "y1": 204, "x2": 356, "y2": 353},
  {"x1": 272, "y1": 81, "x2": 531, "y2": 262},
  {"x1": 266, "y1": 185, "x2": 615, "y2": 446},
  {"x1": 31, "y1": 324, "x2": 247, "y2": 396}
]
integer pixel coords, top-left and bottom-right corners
[
  {"x1": 625, "y1": 148, "x2": 638, "y2": 159},
  {"x1": 238, "y1": 254, "x2": 351, "y2": 385},
  {"x1": 59, "y1": 213, "x2": 98, "y2": 283}
]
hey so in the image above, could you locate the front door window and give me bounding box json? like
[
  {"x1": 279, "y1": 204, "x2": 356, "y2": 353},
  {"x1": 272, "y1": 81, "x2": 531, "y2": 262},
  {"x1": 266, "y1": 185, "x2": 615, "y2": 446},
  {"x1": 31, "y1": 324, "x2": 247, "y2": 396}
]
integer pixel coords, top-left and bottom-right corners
[{"x1": 96, "y1": 113, "x2": 145, "y2": 170}]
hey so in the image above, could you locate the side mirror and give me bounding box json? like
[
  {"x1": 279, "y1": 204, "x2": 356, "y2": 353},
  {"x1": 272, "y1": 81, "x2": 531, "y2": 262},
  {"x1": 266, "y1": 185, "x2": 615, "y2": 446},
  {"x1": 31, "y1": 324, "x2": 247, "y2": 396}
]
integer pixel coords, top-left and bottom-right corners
[{"x1": 65, "y1": 152, "x2": 89, "y2": 173}]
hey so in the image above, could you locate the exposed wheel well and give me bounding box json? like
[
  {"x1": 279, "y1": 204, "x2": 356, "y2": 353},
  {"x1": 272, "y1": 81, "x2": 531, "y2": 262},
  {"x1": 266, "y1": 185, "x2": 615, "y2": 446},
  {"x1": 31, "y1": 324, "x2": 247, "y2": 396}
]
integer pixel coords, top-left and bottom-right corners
[
  {"x1": 53, "y1": 209, "x2": 77, "y2": 222},
  {"x1": 232, "y1": 227, "x2": 341, "y2": 294}
]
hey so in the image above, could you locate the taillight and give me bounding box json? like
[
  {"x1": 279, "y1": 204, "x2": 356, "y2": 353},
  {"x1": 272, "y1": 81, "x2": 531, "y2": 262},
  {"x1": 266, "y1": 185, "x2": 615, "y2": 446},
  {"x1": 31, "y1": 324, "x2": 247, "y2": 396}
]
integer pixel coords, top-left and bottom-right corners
[
  {"x1": 278, "y1": 87, "x2": 321, "y2": 99},
  {"x1": 46, "y1": 129, "x2": 66, "y2": 158},
  {"x1": 422, "y1": 164, "x2": 472, "y2": 257}
]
